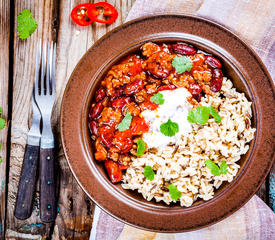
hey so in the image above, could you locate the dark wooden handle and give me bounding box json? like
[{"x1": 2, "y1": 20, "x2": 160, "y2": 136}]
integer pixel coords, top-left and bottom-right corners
[
  {"x1": 14, "y1": 144, "x2": 39, "y2": 220},
  {"x1": 39, "y1": 148, "x2": 56, "y2": 222}
]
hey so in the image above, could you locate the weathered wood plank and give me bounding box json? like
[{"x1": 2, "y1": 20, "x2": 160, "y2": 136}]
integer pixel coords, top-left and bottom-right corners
[
  {"x1": 7, "y1": 0, "x2": 135, "y2": 239},
  {"x1": 52, "y1": 1, "x2": 135, "y2": 239},
  {"x1": 0, "y1": 1, "x2": 10, "y2": 239},
  {"x1": 6, "y1": 0, "x2": 57, "y2": 238}
]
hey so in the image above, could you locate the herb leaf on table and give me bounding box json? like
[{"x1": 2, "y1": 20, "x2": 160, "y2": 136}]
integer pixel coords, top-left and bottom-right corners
[{"x1": 17, "y1": 9, "x2": 37, "y2": 40}]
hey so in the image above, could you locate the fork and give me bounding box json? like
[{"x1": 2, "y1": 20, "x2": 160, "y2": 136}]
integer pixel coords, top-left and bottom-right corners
[
  {"x1": 14, "y1": 42, "x2": 42, "y2": 220},
  {"x1": 35, "y1": 41, "x2": 57, "y2": 222}
]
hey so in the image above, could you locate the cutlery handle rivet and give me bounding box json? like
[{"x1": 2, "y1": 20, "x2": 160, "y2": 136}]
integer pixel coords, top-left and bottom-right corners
[
  {"x1": 47, "y1": 180, "x2": 51, "y2": 185},
  {"x1": 25, "y1": 179, "x2": 29, "y2": 183},
  {"x1": 47, "y1": 204, "x2": 51, "y2": 209},
  {"x1": 22, "y1": 204, "x2": 25, "y2": 208},
  {"x1": 29, "y1": 155, "x2": 32, "y2": 160},
  {"x1": 46, "y1": 156, "x2": 50, "y2": 160}
]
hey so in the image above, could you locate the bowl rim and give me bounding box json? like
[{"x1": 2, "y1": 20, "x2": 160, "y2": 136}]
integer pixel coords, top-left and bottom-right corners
[{"x1": 60, "y1": 13, "x2": 275, "y2": 232}]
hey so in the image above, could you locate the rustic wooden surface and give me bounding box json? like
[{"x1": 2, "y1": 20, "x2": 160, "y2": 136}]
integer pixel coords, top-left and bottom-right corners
[
  {"x1": 0, "y1": 0, "x2": 272, "y2": 239},
  {"x1": 4, "y1": 0, "x2": 135, "y2": 239}
]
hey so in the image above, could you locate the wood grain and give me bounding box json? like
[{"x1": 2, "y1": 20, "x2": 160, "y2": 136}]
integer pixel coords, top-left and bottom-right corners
[
  {"x1": 7, "y1": 0, "x2": 135, "y2": 239},
  {"x1": 0, "y1": 1, "x2": 10, "y2": 239}
]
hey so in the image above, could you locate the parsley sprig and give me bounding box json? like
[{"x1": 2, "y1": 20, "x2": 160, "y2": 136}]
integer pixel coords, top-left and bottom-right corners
[
  {"x1": 136, "y1": 139, "x2": 146, "y2": 156},
  {"x1": 172, "y1": 56, "x2": 193, "y2": 74},
  {"x1": 150, "y1": 93, "x2": 164, "y2": 105},
  {"x1": 160, "y1": 119, "x2": 179, "y2": 137},
  {"x1": 118, "y1": 111, "x2": 132, "y2": 131},
  {"x1": 17, "y1": 9, "x2": 38, "y2": 40},
  {"x1": 205, "y1": 159, "x2": 228, "y2": 176},
  {"x1": 144, "y1": 166, "x2": 155, "y2": 181},
  {"x1": 187, "y1": 106, "x2": 221, "y2": 125},
  {"x1": 168, "y1": 184, "x2": 181, "y2": 201}
]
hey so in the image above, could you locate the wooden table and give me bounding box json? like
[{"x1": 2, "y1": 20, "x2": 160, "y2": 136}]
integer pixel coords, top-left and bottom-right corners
[{"x1": 0, "y1": 0, "x2": 272, "y2": 239}]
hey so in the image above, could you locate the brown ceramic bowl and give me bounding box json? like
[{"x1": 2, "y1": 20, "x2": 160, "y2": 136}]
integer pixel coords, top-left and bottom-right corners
[{"x1": 60, "y1": 14, "x2": 275, "y2": 232}]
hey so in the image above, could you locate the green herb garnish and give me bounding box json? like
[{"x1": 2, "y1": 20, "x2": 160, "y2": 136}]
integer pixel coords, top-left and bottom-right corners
[
  {"x1": 118, "y1": 111, "x2": 132, "y2": 132},
  {"x1": 187, "y1": 106, "x2": 221, "y2": 125},
  {"x1": 136, "y1": 139, "x2": 146, "y2": 156},
  {"x1": 150, "y1": 93, "x2": 164, "y2": 105},
  {"x1": 209, "y1": 106, "x2": 221, "y2": 123},
  {"x1": 168, "y1": 184, "x2": 181, "y2": 201},
  {"x1": 160, "y1": 119, "x2": 179, "y2": 137},
  {"x1": 144, "y1": 166, "x2": 155, "y2": 181},
  {"x1": 17, "y1": 9, "x2": 38, "y2": 40},
  {"x1": 205, "y1": 159, "x2": 228, "y2": 176},
  {"x1": 172, "y1": 56, "x2": 193, "y2": 74}
]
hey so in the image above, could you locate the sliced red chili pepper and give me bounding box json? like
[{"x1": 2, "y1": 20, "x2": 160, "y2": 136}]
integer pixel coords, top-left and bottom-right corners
[
  {"x1": 71, "y1": 3, "x2": 96, "y2": 26},
  {"x1": 87, "y1": 2, "x2": 118, "y2": 24}
]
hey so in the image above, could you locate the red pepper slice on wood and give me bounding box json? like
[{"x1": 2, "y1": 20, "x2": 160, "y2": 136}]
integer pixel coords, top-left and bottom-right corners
[
  {"x1": 88, "y1": 2, "x2": 118, "y2": 24},
  {"x1": 70, "y1": 3, "x2": 96, "y2": 26}
]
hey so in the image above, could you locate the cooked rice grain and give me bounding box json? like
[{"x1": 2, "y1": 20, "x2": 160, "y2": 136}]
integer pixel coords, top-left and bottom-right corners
[{"x1": 122, "y1": 78, "x2": 256, "y2": 207}]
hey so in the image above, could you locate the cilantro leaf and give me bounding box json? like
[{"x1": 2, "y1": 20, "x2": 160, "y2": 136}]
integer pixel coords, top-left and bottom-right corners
[
  {"x1": 187, "y1": 106, "x2": 221, "y2": 125},
  {"x1": 188, "y1": 106, "x2": 210, "y2": 125},
  {"x1": 220, "y1": 161, "x2": 228, "y2": 175},
  {"x1": 0, "y1": 107, "x2": 2, "y2": 114},
  {"x1": 136, "y1": 139, "x2": 146, "y2": 156},
  {"x1": 118, "y1": 111, "x2": 132, "y2": 131},
  {"x1": 0, "y1": 118, "x2": 5, "y2": 130},
  {"x1": 172, "y1": 56, "x2": 193, "y2": 74},
  {"x1": 168, "y1": 184, "x2": 181, "y2": 201},
  {"x1": 205, "y1": 159, "x2": 220, "y2": 176},
  {"x1": 0, "y1": 157, "x2": 2, "y2": 163},
  {"x1": 205, "y1": 159, "x2": 228, "y2": 176},
  {"x1": 209, "y1": 106, "x2": 221, "y2": 123},
  {"x1": 150, "y1": 93, "x2": 164, "y2": 105},
  {"x1": 144, "y1": 166, "x2": 155, "y2": 181},
  {"x1": 160, "y1": 119, "x2": 179, "y2": 137},
  {"x1": 17, "y1": 9, "x2": 37, "y2": 40}
]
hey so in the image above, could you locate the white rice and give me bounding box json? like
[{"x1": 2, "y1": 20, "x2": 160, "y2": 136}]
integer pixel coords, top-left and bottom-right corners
[{"x1": 122, "y1": 78, "x2": 256, "y2": 207}]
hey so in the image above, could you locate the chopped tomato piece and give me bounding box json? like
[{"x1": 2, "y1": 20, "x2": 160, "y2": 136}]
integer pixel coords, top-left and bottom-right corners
[
  {"x1": 71, "y1": 3, "x2": 96, "y2": 26},
  {"x1": 140, "y1": 100, "x2": 158, "y2": 111},
  {"x1": 105, "y1": 160, "x2": 123, "y2": 183},
  {"x1": 129, "y1": 58, "x2": 142, "y2": 76},
  {"x1": 87, "y1": 2, "x2": 118, "y2": 24},
  {"x1": 130, "y1": 116, "x2": 149, "y2": 135},
  {"x1": 112, "y1": 130, "x2": 133, "y2": 153},
  {"x1": 98, "y1": 126, "x2": 114, "y2": 148}
]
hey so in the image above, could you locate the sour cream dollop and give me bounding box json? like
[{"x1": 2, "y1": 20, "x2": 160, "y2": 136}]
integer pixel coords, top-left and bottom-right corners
[{"x1": 141, "y1": 87, "x2": 193, "y2": 148}]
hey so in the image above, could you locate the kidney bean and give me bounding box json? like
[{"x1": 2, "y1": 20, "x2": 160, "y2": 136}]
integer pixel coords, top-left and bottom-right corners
[
  {"x1": 188, "y1": 82, "x2": 202, "y2": 95},
  {"x1": 95, "y1": 88, "x2": 106, "y2": 102},
  {"x1": 210, "y1": 78, "x2": 223, "y2": 92},
  {"x1": 157, "y1": 84, "x2": 176, "y2": 91},
  {"x1": 205, "y1": 55, "x2": 222, "y2": 69},
  {"x1": 104, "y1": 160, "x2": 123, "y2": 183},
  {"x1": 100, "y1": 131, "x2": 113, "y2": 148},
  {"x1": 89, "y1": 121, "x2": 98, "y2": 137},
  {"x1": 90, "y1": 102, "x2": 103, "y2": 119},
  {"x1": 193, "y1": 93, "x2": 203, "y2": 102},
  {"x1": 172, "y1": 43, "x2": 196, "y2": 55},
  {"x1": 146, "y1": 63, "x2": 169, "y2": 79},
  {"x1": 111, "y1": 97, "x2": 131, "y2": 109},
  {"x1": 124, "y1": 79, "x2": 144, "y2": 95},
  {"x1": 212, "y1": 68, "x2": 223, "y2": 79},
  {"x1": 210, "y1": 68, "x2": 223, "y2": 92}
]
